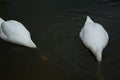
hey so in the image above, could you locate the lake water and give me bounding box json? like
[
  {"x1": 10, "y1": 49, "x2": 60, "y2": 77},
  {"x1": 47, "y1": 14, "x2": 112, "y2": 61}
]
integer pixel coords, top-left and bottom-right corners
[{"x1": 0, "y1": 0, "x2": 120, "y2": 80}]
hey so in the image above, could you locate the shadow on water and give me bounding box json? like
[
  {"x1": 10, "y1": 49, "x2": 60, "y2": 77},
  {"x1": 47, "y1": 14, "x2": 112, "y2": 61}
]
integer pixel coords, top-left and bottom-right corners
[{"x1": 0, "y1": 0, "x2": 120, "y2": 80}]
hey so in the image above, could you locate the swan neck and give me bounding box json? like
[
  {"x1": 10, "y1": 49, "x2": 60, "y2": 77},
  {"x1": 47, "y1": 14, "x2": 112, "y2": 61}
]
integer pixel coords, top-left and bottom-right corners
[{"x1": 94, "y1": 50, "x2": 102, "y2": 62}]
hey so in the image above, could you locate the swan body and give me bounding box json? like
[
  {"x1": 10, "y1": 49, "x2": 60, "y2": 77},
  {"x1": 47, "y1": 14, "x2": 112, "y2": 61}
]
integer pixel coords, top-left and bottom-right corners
[
  {"x1": 80, "y1": 16, "x2": 109, "y2": 62},
  {"x1": 0, "y1": 18, "x2": 37, "y2": 48}
]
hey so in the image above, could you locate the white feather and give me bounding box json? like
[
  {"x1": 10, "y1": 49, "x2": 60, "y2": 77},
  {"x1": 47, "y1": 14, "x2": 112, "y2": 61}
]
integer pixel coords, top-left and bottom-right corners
[
  {"x1": 80, "y1": 16, "x2": 109, "y2": 62},
  {"x1": 0, "y1": 18, "x2": 37, "y2": 48}
]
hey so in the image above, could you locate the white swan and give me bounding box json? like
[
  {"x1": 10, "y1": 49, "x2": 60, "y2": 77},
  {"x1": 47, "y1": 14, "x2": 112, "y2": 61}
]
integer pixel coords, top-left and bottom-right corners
[
  {"x1": 0, "y1": 17, "x2": 37, "y2": 48},
  {"x1": 80, "y1": 16, "x2": 109, "y2": 62}
]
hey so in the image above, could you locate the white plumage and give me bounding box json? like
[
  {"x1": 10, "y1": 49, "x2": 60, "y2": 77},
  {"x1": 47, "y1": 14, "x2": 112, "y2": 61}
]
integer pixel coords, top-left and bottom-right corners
[
  {"x1": 80, "y1": 16, "x2": 109, "y2": 62},
  {"x1": 0, "y1": 17, "x2": 37, "y2": 48}
]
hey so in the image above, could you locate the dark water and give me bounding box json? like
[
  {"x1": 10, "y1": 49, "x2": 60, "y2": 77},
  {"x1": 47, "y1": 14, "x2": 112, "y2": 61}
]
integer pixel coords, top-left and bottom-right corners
[{"x1": 0, "y1": 0, "x2": 120, "y2": 80}]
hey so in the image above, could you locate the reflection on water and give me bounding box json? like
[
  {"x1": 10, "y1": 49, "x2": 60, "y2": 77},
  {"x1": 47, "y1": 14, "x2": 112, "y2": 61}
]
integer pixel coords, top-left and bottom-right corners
[{"x1": 0, "y1": 0, "x2": 120, "y2": 80}]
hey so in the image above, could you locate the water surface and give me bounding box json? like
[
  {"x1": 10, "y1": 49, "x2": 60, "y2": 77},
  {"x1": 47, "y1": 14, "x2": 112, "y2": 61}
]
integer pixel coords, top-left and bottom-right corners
[{"x1": 0, "y1": 0, "x2": 120, "y2": 80}]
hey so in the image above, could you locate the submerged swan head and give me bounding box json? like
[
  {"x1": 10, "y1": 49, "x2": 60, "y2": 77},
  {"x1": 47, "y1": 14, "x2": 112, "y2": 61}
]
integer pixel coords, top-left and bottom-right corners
[
  {"x1": 80, "y1": 16, "x2": 109, "y2": 62},
  {"x1": 0, "y1": 18, "x2": 37, "y2": 48}
]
